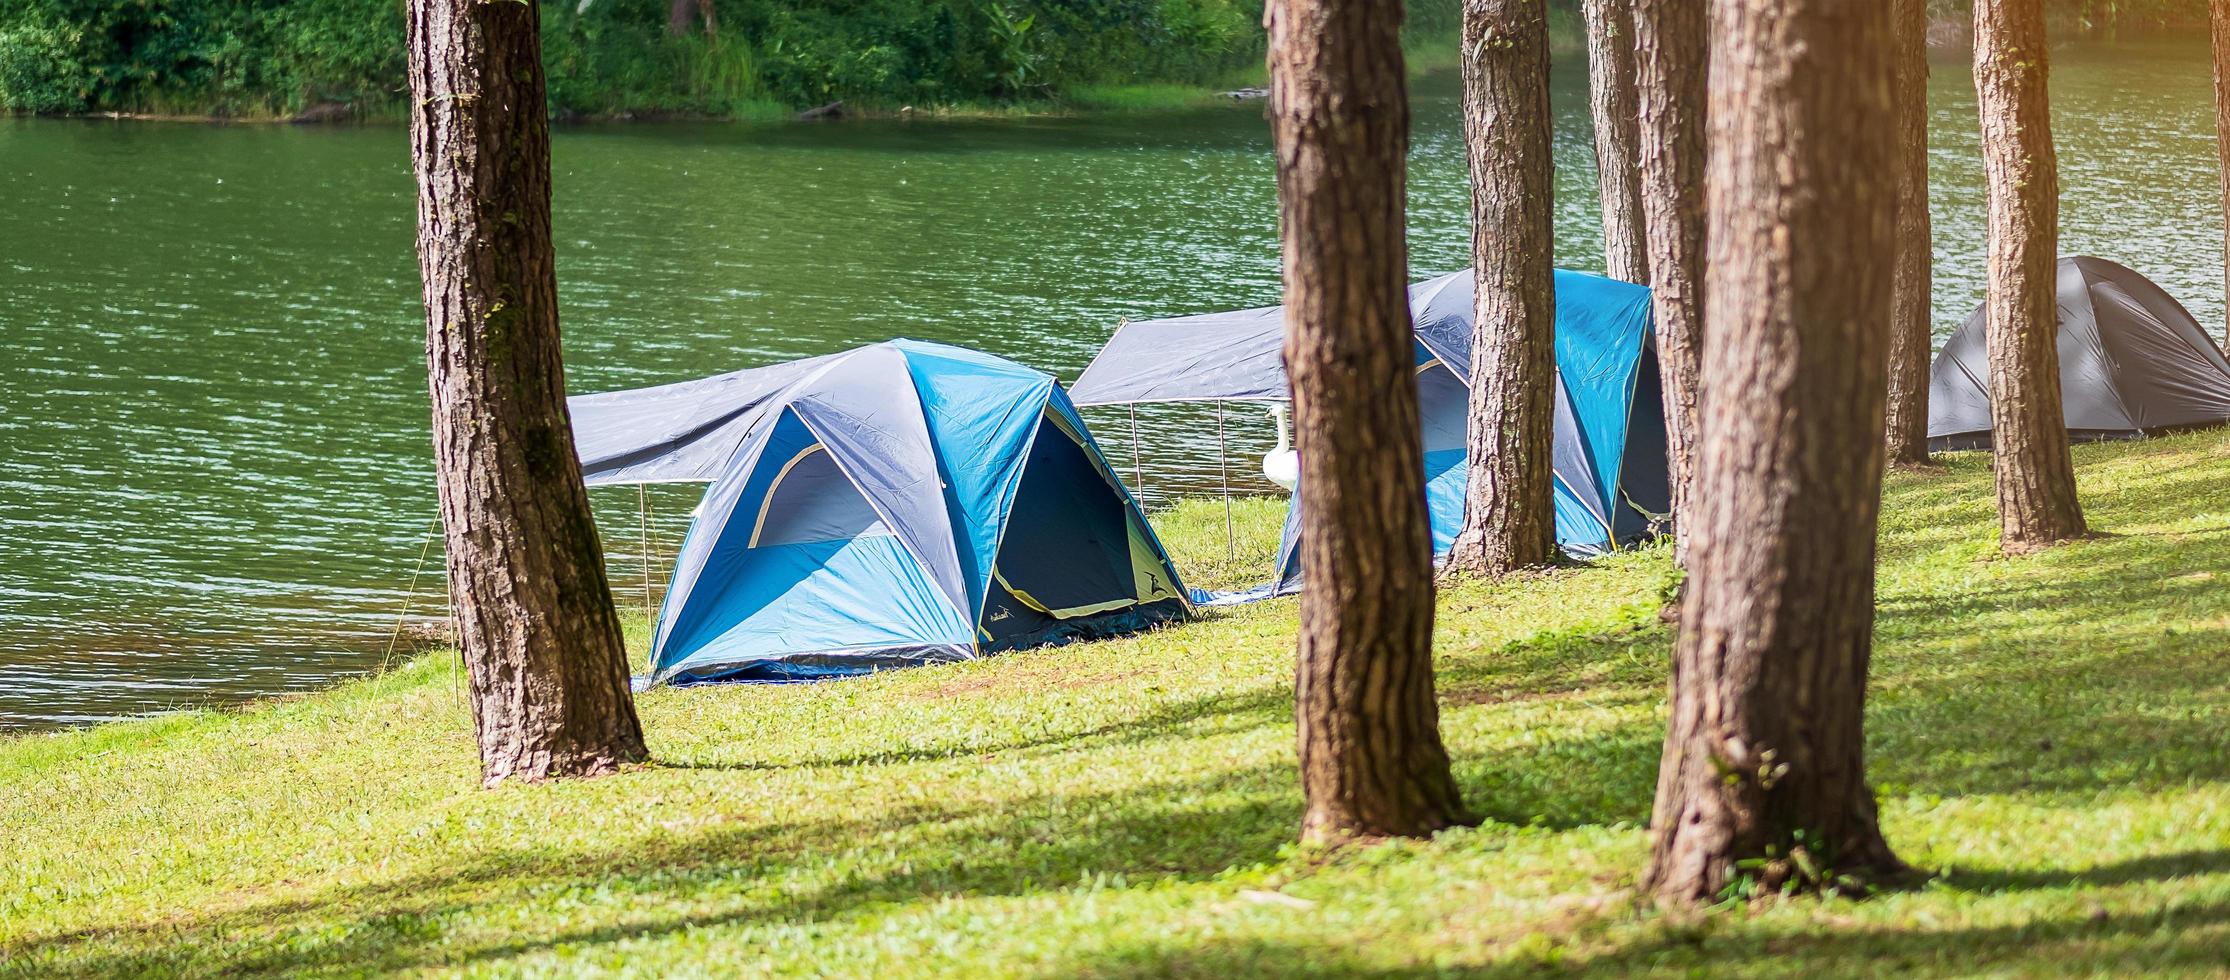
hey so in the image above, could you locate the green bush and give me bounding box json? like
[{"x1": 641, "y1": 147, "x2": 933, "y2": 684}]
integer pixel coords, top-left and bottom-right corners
[
  {"x1": 0, "y1": 21, "x2": 85, "y2": 112},
  {"x1": 0, "y1": 0, "x2": 2218, "y2": 117},
  {"x1": 0, "y1": 0, "x2": 1463, "y2": 117},
  {"x1": 0, "y1": 0, "x2": 401, "y2": 115}
]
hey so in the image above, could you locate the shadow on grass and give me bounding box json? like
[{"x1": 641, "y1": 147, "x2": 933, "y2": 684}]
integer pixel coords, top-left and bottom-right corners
[
  {"x1": 1866, "y1": 534, "x2": 2230, "y2": 799},
  {"x1": 656, "y1": 682, "x2": 1294, "y2": 773},
  {"x1": 1034, "y1": 892, "x2": 2230, "y2": 977},
  {"x1": 1940, "y1": 849, "x2": 2230, "y2": 892},
  {"x1": 16, "y1": 429, "x2": 2230, "y2": 975},
  {"x1": 2, "y1": 655, "x2": 1675, "y2": 977},
  {"x1": 1434, "y1": 610, "x2": 1671, "y2": 829},
  {"x1": 2, "y1": 764, "x2": 1303, "y2": 977}
]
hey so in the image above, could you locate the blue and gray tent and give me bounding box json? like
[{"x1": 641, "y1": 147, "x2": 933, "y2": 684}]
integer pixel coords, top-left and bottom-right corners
[
  {"x1": 570, "y1": 340, "x2": 1191, "y2": 685},
  {"x1": 1066, "y1": 269, "x2": 1667, "y2": 596}
]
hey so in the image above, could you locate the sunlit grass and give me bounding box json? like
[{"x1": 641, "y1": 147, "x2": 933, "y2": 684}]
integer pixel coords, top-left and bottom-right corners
[
  {"x1": 1146, "y1": 494, "x2": 1289, "y2": 593},
  {"x1": 3, "y1": 430, "x2": 2228, "y2": 975}
]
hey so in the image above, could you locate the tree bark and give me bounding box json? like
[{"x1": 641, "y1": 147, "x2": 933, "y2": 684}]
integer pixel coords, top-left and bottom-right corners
[
  {"x1": 1583, "y1": 0, "x2": 1650, "y2": 283},
  {"x1": 407, "y1": 0, "x2": 648, "y2": 786},
  {"x1": 1266, "y1": 0, "x2": 1470, "y2": 845},
  {"x1": 1445, "y1": 0, "x2": 1557, "y2": 579},
  {"x1": 1642, "y1": 0, "x2": 1906, "y2": 906},
  {"x1": 1974, "y1": 0, "x2": 2088, "y2": 553},
  {"x1": 2214, "y1": 0, "x2": 2230, "y2": 354},
  {"x1": 668, "y1": 0, "x2": 717, "y2": 37},
  {"x1": 1884, "y1": 0, "x2": 1934, "y2": 468},
  {"x1": 1630, "y1": 0, "x2": 1704, "y2": 564}
]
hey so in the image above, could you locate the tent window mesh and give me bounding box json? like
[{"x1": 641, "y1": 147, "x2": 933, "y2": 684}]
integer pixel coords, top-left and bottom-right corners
[{"x1": 751, "y1": 446, "x2": 890, "y2": 547}]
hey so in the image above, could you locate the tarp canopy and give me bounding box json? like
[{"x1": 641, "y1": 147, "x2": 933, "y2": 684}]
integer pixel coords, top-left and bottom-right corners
[
  {"x1": 571, "y1": 340, "x2": 1190, "y2": 685},
  {"x1": 572, "y1": 350, "x2": 849, "y2": 486},
  {"x1": 1068, "y1": 269, "x2": 1668, "y2": 584},
  {"x1": 1929, "y1": 256, "x2": 2230, "y2": 450}
]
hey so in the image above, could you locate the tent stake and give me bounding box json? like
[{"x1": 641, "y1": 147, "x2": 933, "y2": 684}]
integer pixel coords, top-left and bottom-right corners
[
  {"x1": 638, "y1": 482, "x2": 654, "y2": 613},
  {"x1": 1217, "y1": 401, "x2": 1234, "y2": 560}
]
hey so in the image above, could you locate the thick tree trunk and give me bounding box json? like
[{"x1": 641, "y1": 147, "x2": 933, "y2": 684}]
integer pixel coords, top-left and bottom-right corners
[
  {"x1": 407, "y1": 0, "x2": 648, "y2": 786},
  {"x1": 2214, "y1": 0, "x2": 2230, "y2": 354},
  {"x1": 1884, "y1": 0, "x2": 1935, "y2": 467},
  {"x1": 1630, "y1": 0, "x2": 1704, "y2": 563},
  {"x1": 1974, "y1": 0, "x2": 2088, "y2": 553},
  {"x1": 1583, "y1": 0, "x2": 1649, "y2": 283},
  {"x1": 1445, "y1": 0, "x2": 1557, "y2": 578},
  {"x1": 1266, "y1": 0, "x2": 1470, "y2": 845},
  {"x1": 668, "y1": 0, "x2": 717, "y2": 36},
  {"x1": 1642, "y1": 0, "x2": 1906, "y2": 905}
]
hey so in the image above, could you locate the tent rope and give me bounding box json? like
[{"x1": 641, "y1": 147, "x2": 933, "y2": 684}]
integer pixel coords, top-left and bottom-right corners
[
  {"x1": 382, "y1": 515, "x2": 441, "y2": 673},
  {"x1": 1217, "y1": 401, "x2": 1234, "y2": 559}
]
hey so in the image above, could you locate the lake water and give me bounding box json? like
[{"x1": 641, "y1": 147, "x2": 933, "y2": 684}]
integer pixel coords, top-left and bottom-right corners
[{"x1": 2, "y1": 41, "x2": 2224, "y2": 729}]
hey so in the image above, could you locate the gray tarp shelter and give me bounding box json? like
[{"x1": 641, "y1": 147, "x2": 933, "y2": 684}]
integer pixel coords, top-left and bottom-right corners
[
  {"x1": 1068, "y1": 269, "x2": 1669, "y2": 592},
  {"x1": 1929, "y1": 256, "x2": 2230, "y2": 450}
]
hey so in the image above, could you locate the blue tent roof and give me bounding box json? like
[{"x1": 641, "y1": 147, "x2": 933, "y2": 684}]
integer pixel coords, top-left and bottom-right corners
[
  {"x1": 1068, "y1": 269, "x2": 1666, "y2": 593},
  {"x1": 571, "y1": 340, "x2": 1191, "y2": 684}
]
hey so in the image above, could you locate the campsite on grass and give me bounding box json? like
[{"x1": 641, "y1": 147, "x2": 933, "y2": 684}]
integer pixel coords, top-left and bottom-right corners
[{"x1": 5, "y1": 2, "x2": 2230, "y2": 975}]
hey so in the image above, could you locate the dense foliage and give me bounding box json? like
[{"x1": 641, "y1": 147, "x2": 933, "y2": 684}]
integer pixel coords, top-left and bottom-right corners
[
  {"x1": 0, "y1": 0, "x2": 2209, "y2": 117},
  {"x1": 0, "y1": 0, "x2": 399, "y2": 115},
  {"x1": 0, "y1": 0, "x2": 1274, "y2": 116}
]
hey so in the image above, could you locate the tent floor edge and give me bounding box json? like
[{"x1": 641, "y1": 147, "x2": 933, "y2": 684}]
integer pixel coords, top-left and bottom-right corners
[{"x1": 660, "y1": 643, "x2": 977, "y2": 686}]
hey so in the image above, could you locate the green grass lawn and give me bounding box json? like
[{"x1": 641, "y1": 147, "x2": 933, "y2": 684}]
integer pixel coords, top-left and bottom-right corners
[{"x1": 4, "y1": 430, "x2": 2228, "y2": 976}]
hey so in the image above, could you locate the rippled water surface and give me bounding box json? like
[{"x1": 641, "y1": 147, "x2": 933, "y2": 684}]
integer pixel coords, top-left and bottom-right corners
[{"x1": 3, "y1": 42, "x2": 2224, "y2": 728}]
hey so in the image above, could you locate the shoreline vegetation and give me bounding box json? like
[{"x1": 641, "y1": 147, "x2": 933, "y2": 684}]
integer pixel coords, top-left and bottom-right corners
[
  {"x1": 4, "y1": 430, "x2": 2228, "y2": 972},
  {"x1": 0, "y1": 2, "x2": 2207, "y2": 125},
  {"x1": 8, "y1": 4, "x2": 2212, "y2": 123},
  {"x1": 1, "y1": 1, "x2": 1542, "y2": 125},
  {"x1": 0, "y1": 0, "x2": 1500, "y2": 125},
  {"x1": 3, "y1": 11, "x2": 2205, "y2": 126}
]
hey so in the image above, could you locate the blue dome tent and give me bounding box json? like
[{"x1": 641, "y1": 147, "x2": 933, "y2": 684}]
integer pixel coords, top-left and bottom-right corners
[
  {"x1": 570, "y1": 341, "x2": 1191, "y2": 685},
  {"x1": 1066, "y1": 269, "x2": 1667, "y2": 597}
]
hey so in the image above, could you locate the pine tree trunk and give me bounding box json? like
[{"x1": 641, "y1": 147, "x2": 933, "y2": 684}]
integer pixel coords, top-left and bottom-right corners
[
  {"x1": 1266, "y1": 0, "x2": 1470, "y2": 845},
  {"x1": 407, "y1": 0, "x2": 648, "y2": 786},
  {"x1": 668, "y1": 0, "x2": 717, "y2": 36},
  {"x1": 1884, "y1": 0, "x2": 1935, "y2": 468},
  {"x1": 1445, "y1": 0, "x2": 1557, "y2": 579},
  {"x1": 1643, "y1": 0, "x2": 1906, "y2": 906},
  {"x1": 1584, "y1": 0, "x2": 1650, "y2": 283},
  {"x1": 2213, "y1": 0, "x2": 2230, "y2": 355},
  {"x1": 1974, "y1": 0, "x2": 2089, "y2": 553},
  {"x1": 1630, "y1": 0, "x2": 1704, "y2": 564}
]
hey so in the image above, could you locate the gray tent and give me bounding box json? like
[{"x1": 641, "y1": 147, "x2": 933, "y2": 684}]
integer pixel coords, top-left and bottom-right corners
[{"x1": 1929, "y1": 256, "x2": 2230, "y2": 450}]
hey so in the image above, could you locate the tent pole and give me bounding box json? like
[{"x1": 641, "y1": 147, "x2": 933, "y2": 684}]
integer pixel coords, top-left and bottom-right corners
[
  {"x1": 1217, "y1": 401, "x2": 1234, "y2": 560},
  {"x1": 1128, "y1": 404, "x2": 1146, "y2": 503},
  {"x1": 638, "y1": 482, "x2": 654, "y2": 614}
]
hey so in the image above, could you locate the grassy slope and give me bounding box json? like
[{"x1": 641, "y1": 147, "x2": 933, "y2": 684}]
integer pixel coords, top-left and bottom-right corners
[{"x1": 3, "y1": 430, "x2": 2228, "y2": 976}]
